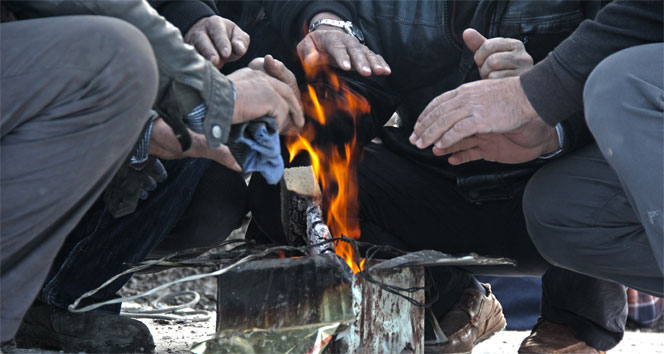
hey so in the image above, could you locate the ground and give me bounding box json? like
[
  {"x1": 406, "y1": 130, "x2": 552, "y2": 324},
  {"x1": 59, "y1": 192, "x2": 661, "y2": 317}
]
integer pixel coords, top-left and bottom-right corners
[
  {"x1": 11, "y1": 227, "x2": 664, "y2": 353},
  {"x1": 11, "y1": 266, "x2": 664, "y2": 353}
]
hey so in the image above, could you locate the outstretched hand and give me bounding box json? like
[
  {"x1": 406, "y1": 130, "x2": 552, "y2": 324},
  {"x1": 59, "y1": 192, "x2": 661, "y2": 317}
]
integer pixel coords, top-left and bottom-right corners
[
  {"x1": 297, "y1": 12, "x2": 390, "y2": 77},
  {"x1": 409, "y1": 28, "x2": 558, "y2": 164},
  {"x1": 185, "y1": 15, "x2": 249, "y2": 68}
]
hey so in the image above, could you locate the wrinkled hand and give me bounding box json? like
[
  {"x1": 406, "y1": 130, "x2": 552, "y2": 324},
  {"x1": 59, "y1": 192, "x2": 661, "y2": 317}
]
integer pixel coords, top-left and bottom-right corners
[
  {"x1": 248, "y1": 55, "x2": 302, "y2": 135},
  {"x1": 463, "y1": 28, "x2": 533, "y2": 79},
  {"x1": 432, "y1": 119, "x2": 560, "y2": 165},
  {"x1": 410, "y1": 76, "x2": 541, "y2": 150},
  {"x1": 150, "y1": 117, "x2": 241, "y2": 171},
  {"x1": 297, "y1": 13, "x2": 390, "y2": 76},
  {"x1": 184, "y1": 15, "x2": 249, "y2": 68},
  {"x1": 228, "y1": 61, "x2": 305, "y2": 133}
]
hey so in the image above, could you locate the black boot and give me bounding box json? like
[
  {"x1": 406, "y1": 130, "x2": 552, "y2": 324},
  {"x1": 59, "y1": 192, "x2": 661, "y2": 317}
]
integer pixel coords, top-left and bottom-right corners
[{"x1": 15, "y1": 301, "x2": 154, "y2": 353}]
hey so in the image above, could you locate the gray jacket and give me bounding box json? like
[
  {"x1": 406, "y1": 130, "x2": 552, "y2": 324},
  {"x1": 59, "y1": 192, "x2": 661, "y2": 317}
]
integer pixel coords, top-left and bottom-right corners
[{"x1": 12, "y1": 0, "x2": 235, "y2": 149}]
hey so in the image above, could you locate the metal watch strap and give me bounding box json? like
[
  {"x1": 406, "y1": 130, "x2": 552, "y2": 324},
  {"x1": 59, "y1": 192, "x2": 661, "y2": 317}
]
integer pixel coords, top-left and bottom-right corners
[{"x1": 309, "y1": 19, "x2": 364, "y2": 44}]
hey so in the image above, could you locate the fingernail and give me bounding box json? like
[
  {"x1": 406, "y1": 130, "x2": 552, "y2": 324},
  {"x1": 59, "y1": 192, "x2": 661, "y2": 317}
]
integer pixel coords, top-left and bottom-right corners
[
  {"x1": 222, "y1": 46, "x2": 231, "y2": 57},
  {"x1": 362, "y1": 66, "x2": 370, "y2": 72},
  {"x1": 416, "y1": 138, "x2": 424, "y2": 148},
  {"x1": 342, "y1": 61, "x2": 351, "y2": 69},
  {"x1": 209, "y1": 55, "x2": 218, "y2": 63},
  {"x1": 409, "y1": 133, "x2": 417, "y2": 143},
  {"x1": 435, "y1": 141, "x2": 444, "y2": 149},
  {"x1": 235, "y1": 41, "x2": 245, "y2": 51}
]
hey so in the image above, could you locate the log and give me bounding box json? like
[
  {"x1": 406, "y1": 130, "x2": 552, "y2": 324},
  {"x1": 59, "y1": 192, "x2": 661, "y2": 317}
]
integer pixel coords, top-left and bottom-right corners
[{"x1": 280, "y1": 166, "x2": 334, "y2": 255}]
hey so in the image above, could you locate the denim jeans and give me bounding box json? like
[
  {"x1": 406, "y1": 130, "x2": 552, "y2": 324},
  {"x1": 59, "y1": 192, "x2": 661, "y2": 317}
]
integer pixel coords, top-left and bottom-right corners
[{"x1": 39, "y1": 158, "x2": 244, "y2": 313}]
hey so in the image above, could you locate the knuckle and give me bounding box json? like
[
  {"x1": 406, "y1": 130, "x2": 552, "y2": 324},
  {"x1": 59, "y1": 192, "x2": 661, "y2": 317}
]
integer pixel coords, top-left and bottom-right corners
[{"x1": 487, "y1": 55, "x2": 501, "y2": 69}]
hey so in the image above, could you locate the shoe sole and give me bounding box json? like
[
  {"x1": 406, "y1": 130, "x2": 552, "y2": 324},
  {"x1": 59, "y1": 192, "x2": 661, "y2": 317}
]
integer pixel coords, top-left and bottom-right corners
[{"x1": 475, "y1": 314, "x2": 507, "y2": 346}]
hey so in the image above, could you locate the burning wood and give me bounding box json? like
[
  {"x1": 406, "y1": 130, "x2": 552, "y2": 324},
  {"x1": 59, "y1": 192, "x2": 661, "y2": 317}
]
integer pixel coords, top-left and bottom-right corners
[{"x1": 286, "y1": 57, "x2": 371, "y2": 273}]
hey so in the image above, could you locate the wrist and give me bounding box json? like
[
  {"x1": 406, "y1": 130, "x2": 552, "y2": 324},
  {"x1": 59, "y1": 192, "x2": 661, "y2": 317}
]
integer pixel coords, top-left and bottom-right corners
[
  {"x1": 511, "y1": 77, "x2": 540, "y2": 124},
  {"x1": 309, "y1": 12, "x2": 344, "y2": 27}
]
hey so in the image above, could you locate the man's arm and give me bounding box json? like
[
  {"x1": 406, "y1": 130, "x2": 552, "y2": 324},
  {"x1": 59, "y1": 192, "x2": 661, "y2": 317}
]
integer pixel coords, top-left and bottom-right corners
[
  {"x1": 521, "y1": 0, "x2": 664, "y2": 126},
  {"x1": 149, "y1": 0, "x2": 217, "y2": 35},
  {"x1": 410, "y1": 0, "x2": 663, "y2": 164},
  {"x1": 149, "y1": 1, "x2": 249, "y2": 69}
]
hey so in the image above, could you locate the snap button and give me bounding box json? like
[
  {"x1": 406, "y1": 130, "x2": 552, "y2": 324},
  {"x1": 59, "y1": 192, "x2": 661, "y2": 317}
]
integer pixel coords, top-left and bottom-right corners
[{"x1": 212, "y1": 125, "x2": 222, "y2": 139}]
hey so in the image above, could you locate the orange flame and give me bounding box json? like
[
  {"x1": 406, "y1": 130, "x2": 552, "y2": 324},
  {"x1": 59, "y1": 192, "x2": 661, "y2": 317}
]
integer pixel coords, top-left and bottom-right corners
[{"x1": 287, "y1": 54, "x2": 370, "y2": 273}]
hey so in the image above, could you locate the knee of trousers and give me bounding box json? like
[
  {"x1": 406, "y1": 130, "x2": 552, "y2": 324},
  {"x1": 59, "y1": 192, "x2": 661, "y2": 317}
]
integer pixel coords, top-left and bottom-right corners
[
  {"x1": 583, "y1": 44, "x2": 661, "y2": 152},
  {"x1": 81, "y1": 16, "x2": 159, "y2": 137},
  {"x1": 182, "y1": 167, "x2": 248, "y2": 249},
  {"x1": 523, "y1": 165, "x2": 581, "y2": 270}
]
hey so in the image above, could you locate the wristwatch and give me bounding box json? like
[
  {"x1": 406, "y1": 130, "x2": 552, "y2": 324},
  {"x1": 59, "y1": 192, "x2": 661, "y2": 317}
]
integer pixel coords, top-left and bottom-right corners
[{"x1": 309, "y1": 19, "x2": 365, "y2": 44}]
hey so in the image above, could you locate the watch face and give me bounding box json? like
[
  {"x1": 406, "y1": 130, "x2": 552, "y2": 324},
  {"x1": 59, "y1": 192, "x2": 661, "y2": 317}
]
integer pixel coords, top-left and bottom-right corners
[{"x1": 352, "y1": 26, "x2": 365, "y2": 43}]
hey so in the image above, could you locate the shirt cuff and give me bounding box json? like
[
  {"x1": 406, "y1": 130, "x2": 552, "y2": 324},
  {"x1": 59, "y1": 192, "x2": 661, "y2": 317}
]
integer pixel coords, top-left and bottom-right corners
[{"x1": 130, "y1": 117, "x2": 156, "y2": 166}]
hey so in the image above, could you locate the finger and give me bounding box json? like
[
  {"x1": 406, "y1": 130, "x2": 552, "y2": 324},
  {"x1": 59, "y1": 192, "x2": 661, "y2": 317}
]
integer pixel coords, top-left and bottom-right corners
[
  {"x1": 365, "y1": 52, "x2": 390, "y2": 76},
  {"x1": 410, "y1": 90, "x2": 460, "y2": 144},
  {"x1": 139, "y1": 189, "x2": 149, "y2": 200},
  {"x1": 143, "y1": 176, "x2": 157, "y2": 192},
  {"x1": 415, "y1": 109, "x2": 472, "y2": 149},
  {"x1": 324, "y1": 41, "x2": 353, "y2": 71},
  {"x1": 211, "y1": 145, "x2": 242, "y2": 171},
  {"x1": 264, "y1": 55, "x2": 301, "y2": 101},
  {"x1": 486, "y1": 70, "x2": 520, "y2": 79},
  {"x1": 462, "y1": 28, "x2": 486, "y2": 53},
  {"x1": 266, "y1": 76, "x2": 305, "y2": 129},
  {"x1": 346, "y1": 43, "x2": 372, "y2": 76},
  {"x1": 437, "y1": 116, "x2": 483, "y2": 149},
  {"x1": 152, "y1": 159, "x2": 168, "y2": 182},
  {"x1": 247, "y1": 57, "x2": 265, "y2": 71},
  {"x1": 267, "y1": 93, "x2": 291, "y2": 132},
  {"x1": 375, "y1": 54, "x2": 392, "y2": 74},
  {"x1": 297, "y1": 35, "x2": 318, "y2": 63},
  {"x1": 474, "y1": 38, "x2": 522, "y2": 69},
  {"x1": 448, "y1": 147, "x2": 485, "y2": 165},
  {"x1": 229, "y1": 25, "x2": 250, "y2": 59},
  {"x1": 433, "y1": 136, "x2": 480, "y2": 155},
  {"x1": 479, "y1": 52, "x2": 517, "y2": 79},
  {"x1": 416, "y1": 89, "x2": 458, "y2": 128},
  {"x1": 207, "y1": 19, "x2": 232, "y2": 59},
  {"x1": 192, "y1": 32, "x2": 221, "y2": 67}
]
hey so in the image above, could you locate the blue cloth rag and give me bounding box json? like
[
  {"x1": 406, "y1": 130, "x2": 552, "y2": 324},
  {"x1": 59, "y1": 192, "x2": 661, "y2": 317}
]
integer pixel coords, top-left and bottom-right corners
[
  {"x1": 183, "y1": 104, "x2": 284, "y2": 185},
  {"x1": 232, "y1": 118, "x2": 284, "y2": 184}
]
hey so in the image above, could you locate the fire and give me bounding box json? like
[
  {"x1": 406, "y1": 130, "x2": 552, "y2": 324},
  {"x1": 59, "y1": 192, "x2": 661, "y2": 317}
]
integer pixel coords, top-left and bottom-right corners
[{"x1": 287, "y1": 54, "x2": 370, "y2": 273}]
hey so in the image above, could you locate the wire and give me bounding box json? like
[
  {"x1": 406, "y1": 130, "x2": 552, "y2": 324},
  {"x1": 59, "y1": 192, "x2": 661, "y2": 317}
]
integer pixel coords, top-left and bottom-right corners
[
  {"x1": 121, "y1": 291, "x2": 211, "y2": 322},
  {"x1": 69, "y1": 237, "x2": 434, "y2": 320}
]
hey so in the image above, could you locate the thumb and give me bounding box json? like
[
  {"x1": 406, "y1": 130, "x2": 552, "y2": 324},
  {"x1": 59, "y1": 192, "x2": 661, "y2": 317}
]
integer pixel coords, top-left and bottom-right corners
[{"x1": 463, "y1": 28, "x2": 486, "y2": 53}]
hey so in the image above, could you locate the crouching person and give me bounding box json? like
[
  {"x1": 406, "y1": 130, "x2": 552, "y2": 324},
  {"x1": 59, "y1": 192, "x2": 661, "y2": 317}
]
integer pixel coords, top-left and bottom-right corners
[{"x1": 0, "y1": 1, "x2": 304, "y2": 352}]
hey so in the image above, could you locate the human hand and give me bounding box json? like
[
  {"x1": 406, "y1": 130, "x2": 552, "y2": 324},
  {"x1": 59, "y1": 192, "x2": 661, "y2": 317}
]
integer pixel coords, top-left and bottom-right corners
[
  {"x1": 463, "y1": 28, "x2": 533, "y2": 79},
  {"x1": 410, "y1": 76, "x2": 541, "y2": 150},
  {"x1": 184, "y1": 15, "x2": 250, "y2": 68},
  {"x1": 432, "y1": 119, "x2": 560, "y2": 165},
  {"x1": 248, "y1": 55, "x2": 302, "y2": 136},
  {"x1": 149, "y1": 117, "x2": 241, "y2": 171},
  {"x1": 297, "y1": 12, "x2": 390, "y2": 76},
  {"x1": 228, "y1": 63, "x2": 305, "y2": 133},
  {"x1": 137, "y1": 158, "x2": 168, "y2": 200}
]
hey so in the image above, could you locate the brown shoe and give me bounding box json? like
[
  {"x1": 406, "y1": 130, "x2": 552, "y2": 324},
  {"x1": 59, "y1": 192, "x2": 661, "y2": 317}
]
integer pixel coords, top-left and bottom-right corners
[
  {"x1": 519, "y1": 318, "x2": 606, "y2": 354},
  {"x1": 425, "y1": 283, "x2": 506, "y2": 353}
]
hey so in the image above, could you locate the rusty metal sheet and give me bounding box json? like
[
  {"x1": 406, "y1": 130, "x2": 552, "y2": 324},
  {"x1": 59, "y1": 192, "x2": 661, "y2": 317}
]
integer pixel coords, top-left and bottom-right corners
[
  {"x1": 328, "y1": 266, "x2": 425, "y2": 354},
  {"x1": 370, "y1": 250, "x2": 515, "y2": 271}
]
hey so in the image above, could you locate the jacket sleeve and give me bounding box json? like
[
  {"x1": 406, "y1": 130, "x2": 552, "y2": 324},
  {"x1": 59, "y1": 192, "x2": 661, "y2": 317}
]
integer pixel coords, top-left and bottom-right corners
[
  {"x1": 149, "y1": 0, "x2": 217, "y2": 35},
  {"x1": 15, "y1": 0, "x2": 235, "y2": 149},
  {"x1": 264, "y1": 0, "x2": 355, "y2": 45},
  {"x1": 520, "y1": 0, "x2": 663, "y2": 127}
]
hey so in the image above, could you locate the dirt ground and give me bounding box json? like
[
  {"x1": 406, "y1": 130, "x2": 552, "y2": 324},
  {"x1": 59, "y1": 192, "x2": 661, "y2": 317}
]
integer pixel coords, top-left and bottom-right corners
[
  {"x1": 11, "y1": 223, "x2": 663, "y2": 353},
  {"x1": 122, "y1": 263, "x2": 662, "y2": 354}
]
